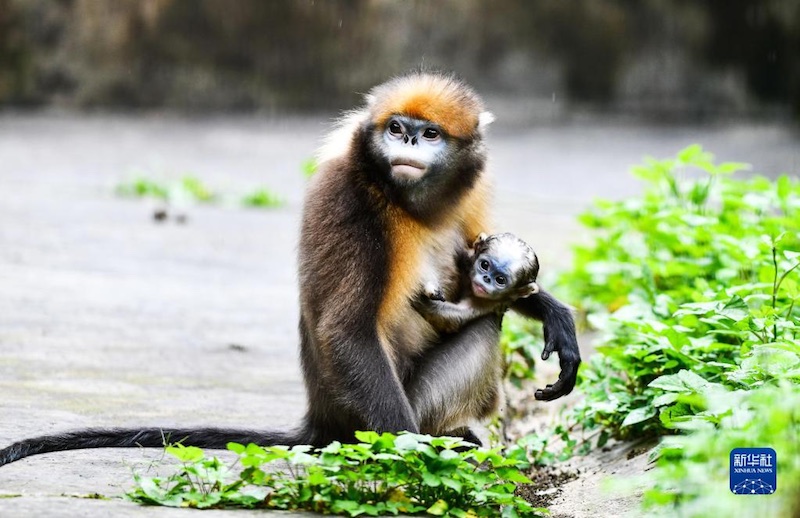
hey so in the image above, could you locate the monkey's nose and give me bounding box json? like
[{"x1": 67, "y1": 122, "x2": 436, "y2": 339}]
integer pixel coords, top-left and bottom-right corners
[
  {"x1": 483, "y1": 275, "x2": 491, "y2": 283},
  {"x1": 403, "y1": 135, "x2": 410, "y2": 144},
  {"x1": 411, "y1": 136, "x2": 418, "y2": 145}
]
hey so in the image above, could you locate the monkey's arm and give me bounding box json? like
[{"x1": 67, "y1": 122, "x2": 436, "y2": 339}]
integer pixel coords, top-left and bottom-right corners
[
  {"x1": 308, "y1": 264, "x2": 419, "y2": 434},
  {"x1": 324, "y1": 323, "x2": 419, "y2": 433},
  {"x1": 299, "y1": 175, "x2": 420, "y2": 435},
  {"x1": 414, "y1": 297, "x2": 492, "y2": 334},
  {"x1": 512, "y1": 289, "x2": 581, "y2": 401}
]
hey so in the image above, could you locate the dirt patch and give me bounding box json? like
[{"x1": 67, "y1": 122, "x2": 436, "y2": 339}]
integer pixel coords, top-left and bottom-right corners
[
  {"x1": 544, "y1": 439, "x2": 657, "y2": 518},
  {"x1": 625, "y1": 444, "x2": 651, "y2": 460},
  {"x1": 516, "y1": 465, "x2": 578, "y2": 509}
]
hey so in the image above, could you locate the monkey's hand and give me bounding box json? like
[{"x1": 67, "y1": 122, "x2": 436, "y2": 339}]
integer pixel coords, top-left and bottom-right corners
[
  {"x1": 413, "y1": 296, "x2": 449, "y2": 317},
  {"x1": 534, "y1": 317, "x2": 580, "y2": 401},
  {"x1": 412, "y1": 293, "x2": 437, "y2": 314},
  {"x1": 423, "y1": 282, "x2": 446, "y2": 302},
  {"x1": 413, "y1": 298, "x2": 476, "y2": 334},
  {"x1": 511, "y1": 289, "x2": 581, "y2": 401}
]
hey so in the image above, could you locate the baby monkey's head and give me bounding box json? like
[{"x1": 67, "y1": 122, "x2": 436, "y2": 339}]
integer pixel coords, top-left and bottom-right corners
[{"x1": 470, "y1": 233, "x2": 539, "y2": 301}]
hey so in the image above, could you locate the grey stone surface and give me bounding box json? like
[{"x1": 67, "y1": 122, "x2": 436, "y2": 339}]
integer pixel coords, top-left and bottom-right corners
[{"x1": 0, "y1": 113, "x2": 797, "y2": 516}]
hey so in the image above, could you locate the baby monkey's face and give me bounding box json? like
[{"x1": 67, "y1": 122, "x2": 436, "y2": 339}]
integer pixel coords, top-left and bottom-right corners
[
  {"x1": 470, "y1": 252, "x2": 517, "y2": 300},
  {"x1": 470, "y1": 234, "x2": 540, "y2": 301}
]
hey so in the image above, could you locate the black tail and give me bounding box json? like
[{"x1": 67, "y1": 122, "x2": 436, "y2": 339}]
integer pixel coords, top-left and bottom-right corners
[{"x1": 0, "y1": 426, "x2": 311, "y2": 467}]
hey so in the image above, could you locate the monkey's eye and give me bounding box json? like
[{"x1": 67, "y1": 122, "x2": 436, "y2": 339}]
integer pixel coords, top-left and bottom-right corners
[
  {"x1": 495, "y1": 275, "x2": 507, "y2": 286},
  {"x1": 479, "y1": 260, "x2": 490, "y2": 271},
  {"x1": 422, "y1": 128, "x2": 440, "y2": 140},
  {"x1": 388, "y1": 120, "x2": 403, "y2": 136}
]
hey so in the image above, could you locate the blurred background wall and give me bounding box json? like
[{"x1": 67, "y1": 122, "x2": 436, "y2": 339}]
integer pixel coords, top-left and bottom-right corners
[{"x1": 0, "y1": 0, "x2": 798, "y2": 120}]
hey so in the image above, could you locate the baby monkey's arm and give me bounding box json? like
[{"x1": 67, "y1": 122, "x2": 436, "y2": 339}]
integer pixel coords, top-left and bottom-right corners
[{"x1": 416, "y1": 287, "x2": 496, "y2": 334}]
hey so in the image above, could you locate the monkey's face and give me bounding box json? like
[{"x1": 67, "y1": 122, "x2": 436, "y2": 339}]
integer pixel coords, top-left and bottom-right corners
[
  {"x1": 358, "y1": 73, "x2": 491, "y2": 220},
  {"x1": 470, "y1": 252, "x2": 519, "y2": 301},
  {"x1": 380, "y1": 116, "x2": 449, "y2": 182},
  {"x1": 471, "y1": 236, "x2": 540, "y2": 301}
]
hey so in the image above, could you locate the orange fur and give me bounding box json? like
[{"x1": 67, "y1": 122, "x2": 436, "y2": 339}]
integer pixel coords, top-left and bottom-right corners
[
  {"x1": 377, "y1": 205, "x2": 429, "y2": 342},
  {"x1": 459, "y1": 174, "x2": 493, "y2": 240},
  {"x1": 369, "y1": 74, "x2": 484, "y2": 138},
  {"x1": 377, "y1": 174, "x2": 493, "y2": 346}
]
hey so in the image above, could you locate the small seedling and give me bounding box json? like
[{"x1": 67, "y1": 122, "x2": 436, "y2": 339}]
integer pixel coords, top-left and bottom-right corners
[
  {"x1": 240, "y1": 188, "x2": 285, "y2": 209},
  {"x1": 301, "y1": 158, "x2": 318, "y2": 178}
]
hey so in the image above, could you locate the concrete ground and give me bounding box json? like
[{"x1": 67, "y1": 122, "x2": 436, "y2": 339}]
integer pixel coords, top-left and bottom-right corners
[{"x1": 0, "y1": 113, "x2": 797, "y2": 517}]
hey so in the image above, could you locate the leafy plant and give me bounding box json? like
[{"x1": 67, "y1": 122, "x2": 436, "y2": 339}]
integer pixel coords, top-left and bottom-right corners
[
  {"x1": 115, "y1": 175, "x2": 217, "y2": 204},
  {"x1": 554, "y1": 145, "x2": 800, "y2": 439},
  {"x1": 500, "y1": 315, "x2": 543, "y2": 389},
  {"x1": 115, "y1": 177, "x2": 170, "y2": 200},
  {"x1": 179, "y1": 176, "x2": 216, "y2": 203},
  {"x1": 301, "y1": 158, "x2": 318, "y2": 178},
  {"x1": 510, "y1": 424, "x2": 591, "y2": 467},
  {"x1": 128, "y1": 432, "x2": 545, "y2": 517},
  {"x1": 643, "y1": 383, "x2": 800, "y2": 517},
  {"x1": 240, "y1": 188, "x2": 285, "y2": 208},
  {"x1": 532, "y1": 145, "x2": 800, "y2": 514},
  {"x1": 116, "y1": 175, "x2": 287, "y2": 210}
]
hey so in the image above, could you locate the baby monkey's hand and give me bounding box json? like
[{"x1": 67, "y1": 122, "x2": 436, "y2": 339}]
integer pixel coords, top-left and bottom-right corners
[{"x1": 423, "y1": 282, "x2": 446, "y2": 302}]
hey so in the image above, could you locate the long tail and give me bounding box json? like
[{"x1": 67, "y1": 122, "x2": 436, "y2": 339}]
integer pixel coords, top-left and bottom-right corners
[{"x1": 0, "y1": 426, "x2": 311, "y2": 467}]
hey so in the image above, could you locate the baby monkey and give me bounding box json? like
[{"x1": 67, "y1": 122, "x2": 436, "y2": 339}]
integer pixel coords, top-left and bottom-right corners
[{"x1": 417, "y1": 233, "x2": 540, "y2": 334}]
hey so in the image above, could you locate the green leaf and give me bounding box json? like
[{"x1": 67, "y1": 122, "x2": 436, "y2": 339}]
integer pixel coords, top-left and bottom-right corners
[
  {"x1": 652, "y1": 392, "x2": 679, "y2": 407},
  {"x1": 426, "y1": 499, "x2": 449, "y2": 515},
  {"x1": 784, "y1": 250, "x2": 800, "y2": 263},
  {"x1": 332, "y1": 500, "x2": 361, "y2": 514},
  {"x1": 776, "y1": 175, "x2": 792, "y2": 201},
  {"x1": 422, "y1": 471, "x2": 441, "y2": 487},
  {"x1": 715, "y1": 161, "x2": 749, "y2": 175},
  {"x1": 621, "y1": 406, "x2": 656, "y2": 427},
  {"x1": 354, "y1": 430, "x2": 380, "y2": 444},
  {"x1": 166, "y1": 444, "x2": 204, "y2": 463},
  {"x1": 495, "y1": 467, "x2": 532, "y2": 484},
  {"x1": 227, "y1": 443, "x2": 245, "y2": 454},
  {"x1": 301, "y1": 158, "x2": 318, "y2": 178},
  {"x1": 649, "y1": 370, "x2": 709, "y2": 393},
  {"x1": 241, "y1": 188, "x2": 285, "y2": 208},
  {"x1": 441, "y1": 477, "x2": 463, "y2": 492},
  {"x1": 677, "y1": 144, "x2": 704, "y2": 163}
]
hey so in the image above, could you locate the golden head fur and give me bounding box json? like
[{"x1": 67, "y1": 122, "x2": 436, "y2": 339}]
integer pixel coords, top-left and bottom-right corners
[
  {"x1": 368, "y1": 72, "x2": 486, "y2": 139},
  {"x1": 317, "y1": 71, "x2": 493, "y2": 165}
]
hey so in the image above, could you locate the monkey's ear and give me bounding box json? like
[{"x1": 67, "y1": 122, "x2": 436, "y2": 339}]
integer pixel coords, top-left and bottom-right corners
[
  {"x1": 472, "y1": 232, "x2": 488, "y2": 248},
  {"x1": 518, "y1": 282, "x2": 539, "y2": 298},
  {"x1": 479, "y1": 112, "x2": 495, "y2": 130}
]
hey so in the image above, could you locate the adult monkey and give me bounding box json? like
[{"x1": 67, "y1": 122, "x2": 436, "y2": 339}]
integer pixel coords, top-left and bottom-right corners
[{"x1": 0, "y1": 71, "x2": 579, "y2": 466}]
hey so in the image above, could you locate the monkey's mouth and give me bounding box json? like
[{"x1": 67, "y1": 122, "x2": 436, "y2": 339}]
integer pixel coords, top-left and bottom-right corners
[
  {"x1": 472, "y1": 281, "x2": 489, "y2": 297},
  {"x1": 390, "y1": 158, "x2": 427, "y2": 181}
]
